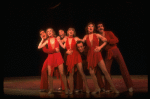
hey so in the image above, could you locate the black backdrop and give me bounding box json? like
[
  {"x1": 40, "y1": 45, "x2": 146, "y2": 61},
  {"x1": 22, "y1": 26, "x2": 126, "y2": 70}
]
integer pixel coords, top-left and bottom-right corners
[{"x1": 4, "y1": 1, "x2": 146, "y2": 77}]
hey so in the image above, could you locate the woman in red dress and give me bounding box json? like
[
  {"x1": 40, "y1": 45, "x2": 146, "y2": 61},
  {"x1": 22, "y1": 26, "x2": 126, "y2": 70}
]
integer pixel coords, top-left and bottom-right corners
[
  {"x1": 38, "y1": 28, "x2": 68, "y2": 94},
  {"x1": 82, "y1": 22, "x2": 119, "y2": 94},
  {"x1": 58, "y1": 28, "x2": 90, "y2": 94}
]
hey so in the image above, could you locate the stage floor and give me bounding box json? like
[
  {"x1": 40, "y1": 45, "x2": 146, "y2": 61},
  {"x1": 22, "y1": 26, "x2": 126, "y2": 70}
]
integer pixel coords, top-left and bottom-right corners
[{"x1": 4, "y1": 75, "x2": 148, "y2": 98}]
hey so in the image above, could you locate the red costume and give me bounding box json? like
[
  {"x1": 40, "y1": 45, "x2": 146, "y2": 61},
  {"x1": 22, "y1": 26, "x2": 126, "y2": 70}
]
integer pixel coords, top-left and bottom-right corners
[
  {"x1": 47, "y1": 38, "x2": 64, "y2": 76},
  {"x1": 103, "y1": 31, "x2": 133, "y2": 90},
  {"x1": 66, "y1": 37, "x2": 82, "y2": 73},
  {"x1": 86, "y1": 34, "x2": 103, "y2": 69},
  {"x1": 40, "y1": 38, "x2": 64, "y2": 90}
]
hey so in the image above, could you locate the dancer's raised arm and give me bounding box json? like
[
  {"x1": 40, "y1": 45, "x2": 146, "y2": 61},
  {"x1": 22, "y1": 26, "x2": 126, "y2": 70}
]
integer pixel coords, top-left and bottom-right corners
[{"x1": 38, "y1": 39, "x2": 48, "y2": 49}]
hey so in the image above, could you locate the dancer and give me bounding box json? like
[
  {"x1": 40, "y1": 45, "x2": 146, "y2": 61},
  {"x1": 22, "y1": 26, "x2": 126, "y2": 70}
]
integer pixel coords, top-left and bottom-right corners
[
  {"x1": 56, "y1": 29, "x2": 69, "y2": 91},
  {"x1": 97, "y1": 22, "x2": 133, "y2": 92},
  {"x1": 76, "y1": 41, "x2": 105, "y2": 92},
  {"x1": 82, "y1": 22, "x2": 119, "y2": 94},
  {"x1": 38, "y1": 28, "x2": 68, "y2": 94},
  {"x1": 40, "y1": 29, "x2": 63, "y2": 91},
  {"x1": 57, "y1": 28, "x2": 90, "y2": 94},
  {"x1": 39, "y1": 30, "x2": 51, "y2": 91}
]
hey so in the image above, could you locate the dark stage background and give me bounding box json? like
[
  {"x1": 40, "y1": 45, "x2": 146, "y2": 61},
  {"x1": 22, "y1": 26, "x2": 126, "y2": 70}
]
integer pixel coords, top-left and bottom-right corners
[{"x1": 4, "y1": 1, "x2": 146, "y2": 77}]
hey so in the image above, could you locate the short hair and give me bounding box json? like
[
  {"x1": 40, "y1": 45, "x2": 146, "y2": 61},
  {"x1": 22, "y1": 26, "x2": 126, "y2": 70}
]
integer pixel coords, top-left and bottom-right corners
[
  {"x1": 39, "y1": 29, "x2": 45, "y2": 35},
  {"x1": 85, "y1": 22, "x2": 96, "y2": 34},
  {"x1": 67, "y1": 27, "x2": 76, "y2": 37},
  {"x1": 58, "y1": 29, "x2": 66, "y2": 36},
  {"x1": 76, "y1": 40, "x2": 84, "y2": 45},
  {"x1": 96, "y1": 21, "x2": 105, "y2": 27}
]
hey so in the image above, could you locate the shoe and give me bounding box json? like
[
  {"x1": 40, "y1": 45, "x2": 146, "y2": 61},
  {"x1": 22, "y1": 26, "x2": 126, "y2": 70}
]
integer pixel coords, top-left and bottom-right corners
[
  {"x1": 39, "y1": 89, "x2": 47, "y2": 92},
  {"x1": 69, "y1": 91, "x2": 73, "y2": 95},
  {"x1": 112, "y1": 90, "x2": 119, "y2": 94},
  {"x1": 74, "y1": 89, "x2": 80, "y2": 93},
  {"x1": 48, "y1": 89, "x2": 53, "y2": 94},
  {"x1": 101, "y1": 88, "x2": 105, "y2": 92},
  {"x1": 128, "y1": 87, "x2": 133, "y2": 92},
  {"x1": 57, "y1": 87, "x2": 62, "y2": 91},
  {"x1": 86, "y1": 90, "x2": 90, "y2": 94},
  {"x1": 65, "y1": 89, "x2": 69, "y2": 94},
  {"x1": 91, "y1": 88, "x2": 101, "y2": 94},
  {"x1": 105, "y1": 90, "x2": 111, "y2": 93}
]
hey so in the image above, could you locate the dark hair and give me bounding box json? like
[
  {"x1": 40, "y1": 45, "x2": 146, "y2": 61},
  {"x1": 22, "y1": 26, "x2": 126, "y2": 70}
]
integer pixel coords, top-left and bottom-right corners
[
  {"x1": 96, "y1": 21, "x2": 105, "y2": 27},
  {"x1": 58, "y1": 29, "x2": 66, "y2": 36},
  {"x1": 39, "y1": 29, "x2": 45, "y2": 35},
  {"x1": 76, "y1": 40, "x2": 84, "y2": 45},
  {"x1": 85, "y1": 22, "x2": 96, "y2": 34}
]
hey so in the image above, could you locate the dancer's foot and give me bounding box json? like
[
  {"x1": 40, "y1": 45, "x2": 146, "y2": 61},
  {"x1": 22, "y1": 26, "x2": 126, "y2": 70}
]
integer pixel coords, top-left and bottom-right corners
[
  {"x1": 57, "y1": 87, "x2": 62, "y2": 91},
  {"x1": 105, "y1": 90, "x2": 111, "y2": 93},
  {"x1": 48, "y1": 89, "x2": 53, "y2": 94},
  {"x1": 91, "y1": 88, "x2": 101, "y2": 94},
  {"x1": 112, "y1": 89, "x2": 119, "y2": 94},
  {"x1": 85, "y1": 88, "x2": 90, "y2": 94},
  {"x1": 128, "y1": 87, "x2": 133, "y2": 92},
  {"x1": 65, "y1": 89, "x2": 69, "y2": 94},
  {"x1": 69, "y1": 91, "x2": 73, "y2": 95}
]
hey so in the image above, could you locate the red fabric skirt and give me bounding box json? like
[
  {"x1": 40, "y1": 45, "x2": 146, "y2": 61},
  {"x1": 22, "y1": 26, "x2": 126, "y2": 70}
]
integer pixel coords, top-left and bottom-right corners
[
  {"x1": 87, "y1": 47, "x2": 103, "y2": 70},
  {"x1": 47, "y1": 52, "x2": 64, "y2": 76},
  {"x1": 66, "y1": 50, "x2": 82, "y2": 73}
]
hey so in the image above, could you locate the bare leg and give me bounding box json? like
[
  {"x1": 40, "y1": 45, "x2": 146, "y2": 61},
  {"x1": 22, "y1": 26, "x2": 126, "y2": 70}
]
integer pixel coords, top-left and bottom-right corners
[
  {"x1": 77, "y1": 62, "x2": 90, "y2": 93},
  {"x1": 68, "y1": 67, "x2": 74, "y2": 94},
  {"x1": 47, "y1": 65, "x2": 53, "y2": 94},
  {"x1": 98, "y1": 60, "x2": 119, "y2": 93},
  {"x1": 58, "y1": 64, "x2": 68, "y2": 94},
  {"x1": 89, "y1": 67, "x2": 101, "y2": 94}
]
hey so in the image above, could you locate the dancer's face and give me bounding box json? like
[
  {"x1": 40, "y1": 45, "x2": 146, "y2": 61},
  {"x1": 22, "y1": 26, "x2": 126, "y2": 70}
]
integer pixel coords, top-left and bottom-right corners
[
  {"x1": 47, "y1": 29, "x2": 53, "y2": 37},
  {"x1": 88, "y1": 24, "x2": 94, "y2": 33},
  {"x1": 97, "y1": 24, "x2": 104, "y2": 33},
  {"x1": 59, "y1": 30, "x2": 65, "y2": 38},
  {"x1": 77, "y1": 42, "x2": 85, "y2": 53},
  {"x1": 67, "y1": 29, "x2": 74, "y2": 37},
  {"x1": 40, "y1": 31, "x2": 47, "y2": 40}
]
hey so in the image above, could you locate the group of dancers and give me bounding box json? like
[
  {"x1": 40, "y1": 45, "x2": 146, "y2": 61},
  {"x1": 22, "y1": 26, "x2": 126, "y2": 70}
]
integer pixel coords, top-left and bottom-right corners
[{"x1": 38, "y1": 22, "x2": 133, "y2": 94}]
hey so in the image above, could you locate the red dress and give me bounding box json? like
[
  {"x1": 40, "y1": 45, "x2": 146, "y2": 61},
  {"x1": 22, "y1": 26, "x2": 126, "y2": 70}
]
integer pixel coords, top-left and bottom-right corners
[
  {"x1": 86, "y1": 34, "x2": 103, "y2": 69},
  {"x1": 47, "y1": 38, "x2": 64, "y2": 76},
  {"x1": 66, "y1": 37, "x2": 82, "y2": 73}
]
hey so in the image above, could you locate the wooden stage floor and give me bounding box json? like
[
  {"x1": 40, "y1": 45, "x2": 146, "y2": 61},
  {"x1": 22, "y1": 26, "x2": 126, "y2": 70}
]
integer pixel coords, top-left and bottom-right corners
[{"x1": 3, "y1": 75, "x2": 148, "y2": 98}]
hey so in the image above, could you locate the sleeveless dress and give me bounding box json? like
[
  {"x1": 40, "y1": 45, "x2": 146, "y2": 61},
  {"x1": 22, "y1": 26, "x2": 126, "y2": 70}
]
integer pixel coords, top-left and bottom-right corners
[
  {"x1": 66, "y1": 37, "x2": 82, "y2": 73},
  {"x1": 47, "y1": 38, "x2": 64, "y2": 76},
  {"x1": 86, "y1": 34, "x2": 103, "y2": 69}
]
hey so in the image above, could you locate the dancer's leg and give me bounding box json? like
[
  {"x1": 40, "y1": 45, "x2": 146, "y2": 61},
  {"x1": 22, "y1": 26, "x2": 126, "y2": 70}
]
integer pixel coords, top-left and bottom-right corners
[
  {"x1": 58, "y1": 64, "x2": 68, "y2": 94},
  {"x1": 98, "y1": 60, "x2": 119, "y2": 93},
  {"x1": 77, "y1": 62, "x2": 90, "y2": 93},
  {"x1": 68, "y1": 67, "x2": 74, "y2": 94},
  {"x1": 47, "y1": 65, "x2": 53, "y2": 94},
  {"x1": 89, "y1": 67, "x2": 100, "y2": 94}
]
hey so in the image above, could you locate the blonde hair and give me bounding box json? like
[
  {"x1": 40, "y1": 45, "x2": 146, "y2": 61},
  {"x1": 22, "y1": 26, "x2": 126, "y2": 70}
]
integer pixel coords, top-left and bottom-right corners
[
  {"x1": 67, "y1": 27, "x2": 76, "y2": 37},
  {"x1": 46, "y1": 28, "x2": 56, "y2": 36}
]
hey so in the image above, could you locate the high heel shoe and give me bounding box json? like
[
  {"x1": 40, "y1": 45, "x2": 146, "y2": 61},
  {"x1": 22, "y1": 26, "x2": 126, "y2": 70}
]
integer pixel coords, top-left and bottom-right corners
[
  {"x1": 65, "y1": 89, "x2": 69, "y2": 94},
  {"x1": 91, "y1": 88, "x2": 101, "y2": 94},
  {"x1": 128, "y1": 87, "x2": 133, "y2": 92},
  {"x1": 48, "y1": 89, "x2": 53, "y2": 94},
  {"x1": 86, "y1": 89, "x2": 90, "y2": 94},
  {"x1": 69, "y1": 91, "x2": 73, "y2": 95},
  {"x1": 112, "y1": 89, "x2": 119, "y2": 94}
]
